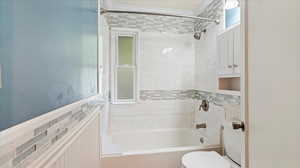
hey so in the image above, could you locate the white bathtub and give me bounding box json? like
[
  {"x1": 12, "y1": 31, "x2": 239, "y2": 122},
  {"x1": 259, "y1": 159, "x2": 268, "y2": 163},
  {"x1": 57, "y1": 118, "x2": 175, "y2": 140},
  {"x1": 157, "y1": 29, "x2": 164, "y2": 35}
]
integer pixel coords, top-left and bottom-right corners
[{"x1": 101, "y1": 129, "x2": 220, "y2": 168}]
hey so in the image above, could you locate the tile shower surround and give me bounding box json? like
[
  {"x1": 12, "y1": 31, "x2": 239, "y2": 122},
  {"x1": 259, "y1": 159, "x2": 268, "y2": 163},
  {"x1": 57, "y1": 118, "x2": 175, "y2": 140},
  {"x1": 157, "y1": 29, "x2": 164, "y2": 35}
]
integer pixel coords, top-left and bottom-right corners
[
  {"x1": 0, "y1": 100, "x2": 104, "y2": 168},
  {"x1": 111, "y1": 90, "x2": 239, "y2": 132}
]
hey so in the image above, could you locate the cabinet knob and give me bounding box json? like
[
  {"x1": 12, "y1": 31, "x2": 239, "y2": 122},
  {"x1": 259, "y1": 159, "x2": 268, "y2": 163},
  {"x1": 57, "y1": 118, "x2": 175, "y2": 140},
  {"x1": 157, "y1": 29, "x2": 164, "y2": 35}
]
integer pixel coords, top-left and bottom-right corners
[
  {"x1": 232, "y1": 121, "x2": 245, "y2": 131},
  {"x1": 228, "y1": 65, "x2": 233, "y2": 68},
  {"x1": 233, "y1": 64, "x2": 238, "y2": 68}
]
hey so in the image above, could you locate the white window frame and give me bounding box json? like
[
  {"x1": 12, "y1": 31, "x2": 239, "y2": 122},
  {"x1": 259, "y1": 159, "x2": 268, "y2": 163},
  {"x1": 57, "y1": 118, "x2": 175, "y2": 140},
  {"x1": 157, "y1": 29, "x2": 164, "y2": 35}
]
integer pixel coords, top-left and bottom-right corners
[
  {"x1": 97, "y1": 11, "x2": 103, "y2": 96},
  {"x1": 110, "y1": 28, "x2": 140, "y2": 104}
]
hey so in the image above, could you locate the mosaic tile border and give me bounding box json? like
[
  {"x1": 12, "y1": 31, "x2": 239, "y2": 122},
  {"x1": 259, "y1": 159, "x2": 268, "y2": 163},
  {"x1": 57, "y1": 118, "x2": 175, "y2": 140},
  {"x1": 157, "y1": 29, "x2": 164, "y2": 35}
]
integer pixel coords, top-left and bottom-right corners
[
  {"x1": 140, "y1": 90, "x2": 195, "y2": 101},
  {"x1": 194, "y1": 90, "x2": 240, "y2": 106},
  {"x1": 0, "y1": 99, "x2": 104, "y2": 168},
  {"x1": 105, "y1": 13, "x2": 195, "y2": 34},
  {"x1": 139, "y1": 89, "x2": 240, "y2": 106},
  {"x1": 196, "y1": 0, "x2": 223, "y2": 31}
]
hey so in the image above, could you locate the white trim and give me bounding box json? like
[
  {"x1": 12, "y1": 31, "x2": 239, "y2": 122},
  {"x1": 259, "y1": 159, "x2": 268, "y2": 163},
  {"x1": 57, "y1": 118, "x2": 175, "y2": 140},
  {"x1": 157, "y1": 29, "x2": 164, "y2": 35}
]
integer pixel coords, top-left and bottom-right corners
[
  {"x1": 101, "y1": 145, "x2": 221, "y2": 157},
  {"x1": 98, "y1": 0, "x2": 103, "y2": 96},
  {"x1": 240, "y1": 0, "x2": 248, "y2": 167},
  {"x1": 110, "y1": 28, "x2": 140, "y2": 104},
  {"x1": 111, "y1": 27, "x2": 141, "y2": 33},
  {"x1": 111, "y1": 101, "x2": 137, "y2": 105},
  {"x1": 218, "y1": 73, "x2": 241, "y2": 78},
  {"x1": 109, "y1": 128, "x2": 200, "y2": 135},
  {"x1": 217, "y1": 90, "x2": 241, "y2": 96},
  {"x1": 122, "y1": 145, "x2": 220, "y2": 156}
]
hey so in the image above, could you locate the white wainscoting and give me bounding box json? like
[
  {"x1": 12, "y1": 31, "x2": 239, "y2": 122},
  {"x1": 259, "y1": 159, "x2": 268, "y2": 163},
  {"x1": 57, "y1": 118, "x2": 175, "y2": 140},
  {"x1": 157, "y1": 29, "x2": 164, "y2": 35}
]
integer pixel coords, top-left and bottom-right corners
[
  {"x1": 41, "y1": 112, "x2": 101, "y2": 168},
  {"x1": 0, "y1": 96, "x2": 103, "y2": 168}
]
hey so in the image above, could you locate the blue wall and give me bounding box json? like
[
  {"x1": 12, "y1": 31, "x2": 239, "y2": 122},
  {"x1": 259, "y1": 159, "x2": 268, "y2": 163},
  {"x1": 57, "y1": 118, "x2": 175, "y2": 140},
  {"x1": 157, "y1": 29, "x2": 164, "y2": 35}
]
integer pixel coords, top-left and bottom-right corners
[{"x1": 0, "y1": 0, "x2": 98, "y2": 131}]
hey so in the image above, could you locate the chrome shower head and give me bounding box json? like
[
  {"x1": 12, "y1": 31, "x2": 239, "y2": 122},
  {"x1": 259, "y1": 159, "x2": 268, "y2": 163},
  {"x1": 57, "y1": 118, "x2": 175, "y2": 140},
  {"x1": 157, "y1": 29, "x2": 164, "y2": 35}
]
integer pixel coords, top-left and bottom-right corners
[
  {"x1": 194, "y1": 29, "x2": 206, "y2": 40},
  {"x1": 194, "y1": 32, "x2": 202, "y2": 40}
]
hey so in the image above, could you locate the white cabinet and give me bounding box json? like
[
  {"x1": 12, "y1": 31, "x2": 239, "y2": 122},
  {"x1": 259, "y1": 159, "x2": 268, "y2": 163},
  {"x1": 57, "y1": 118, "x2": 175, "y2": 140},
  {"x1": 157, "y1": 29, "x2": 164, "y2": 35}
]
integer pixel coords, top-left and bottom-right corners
[
  {"x1": 233, "y1": 25, "x2": 241, "y2": 74},
  {"x1": 217, "y1": 25, "x2": 241, "y2": 95},
  {"x1": 217, "y1": 25, "x2": 241, "y2": 76}
]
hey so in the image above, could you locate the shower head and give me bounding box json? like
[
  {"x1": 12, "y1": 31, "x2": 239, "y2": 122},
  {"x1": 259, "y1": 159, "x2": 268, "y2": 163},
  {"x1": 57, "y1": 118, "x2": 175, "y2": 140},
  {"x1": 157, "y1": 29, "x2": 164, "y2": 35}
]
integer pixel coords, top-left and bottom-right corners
[
  {"x1": 194, "y1": 32, "x2": 202, "y2": 40},
  {"x1": 194, "y1": 29, "x2": 206, "y2": 40}
]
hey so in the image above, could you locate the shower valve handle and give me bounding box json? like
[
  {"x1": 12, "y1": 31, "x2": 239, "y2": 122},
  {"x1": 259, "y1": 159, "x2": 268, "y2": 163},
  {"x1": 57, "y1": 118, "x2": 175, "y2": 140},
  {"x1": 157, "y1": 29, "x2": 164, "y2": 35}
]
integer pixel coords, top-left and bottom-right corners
[{"x1": 199, "y1": 100, "x2": 209, "y2": 112}]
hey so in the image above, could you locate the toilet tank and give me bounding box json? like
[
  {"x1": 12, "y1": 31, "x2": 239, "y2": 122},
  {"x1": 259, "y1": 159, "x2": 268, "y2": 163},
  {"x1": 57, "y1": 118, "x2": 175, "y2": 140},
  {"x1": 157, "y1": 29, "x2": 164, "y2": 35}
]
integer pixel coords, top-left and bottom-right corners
[{"x1": 223, "y1": 122, "x2": 242, "y2": 165}]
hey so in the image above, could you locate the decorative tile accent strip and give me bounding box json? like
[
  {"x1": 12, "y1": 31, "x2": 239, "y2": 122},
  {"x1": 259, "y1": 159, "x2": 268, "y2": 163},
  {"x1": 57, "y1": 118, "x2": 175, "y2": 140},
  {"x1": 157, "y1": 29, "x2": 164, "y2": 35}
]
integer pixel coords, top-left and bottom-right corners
[
  {"x1": 12, "y1": 145, "x2": 37, "y2": 166},
  {"x1": 194, "y1": 90, "x2": 240, "y2": 105},
  {"x1": 140, "y1": 90, "x2": 196, "y2": 100},
  {"x1": 104, "y1": 13, "x2": 195, "y2": 34},
  {"x1": 195, "y1": 0, "x2": 223, "y2": 30},
  {"x1": 34, "y1": 111, "x2": 72, "y2": 136},
  {"x1": 16, "y1": 131, "x2": 47, "y2": 155},
  {"x1": 0, "y1": 99, "x2": 104, "y2": 168},
  {"x1": 139, "y1": 89, "x2": 240, "y2": 106},
  {"x1": 51, "y1": 128, "x2": 68, "y2": 144}
]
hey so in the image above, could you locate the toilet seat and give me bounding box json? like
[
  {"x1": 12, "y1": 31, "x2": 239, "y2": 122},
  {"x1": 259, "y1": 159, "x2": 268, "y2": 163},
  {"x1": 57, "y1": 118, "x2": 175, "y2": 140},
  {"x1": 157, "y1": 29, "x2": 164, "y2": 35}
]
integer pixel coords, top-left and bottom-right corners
[{"x1": 182, "y1": 151, "x2": 231, "y2": 168}]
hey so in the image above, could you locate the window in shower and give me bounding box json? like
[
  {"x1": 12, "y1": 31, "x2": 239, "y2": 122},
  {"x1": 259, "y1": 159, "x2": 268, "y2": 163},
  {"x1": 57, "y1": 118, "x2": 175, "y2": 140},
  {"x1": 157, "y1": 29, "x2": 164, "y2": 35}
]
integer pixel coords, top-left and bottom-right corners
[
  {"x1": 225, "y1": 7, "x2": 240, "y2": 28},
  {"x1": 224, "y1": 0, "x2": 240, "y2": 28},
  {"x1": 110, "y1": 29, "x2": 139, "y2": 104}
]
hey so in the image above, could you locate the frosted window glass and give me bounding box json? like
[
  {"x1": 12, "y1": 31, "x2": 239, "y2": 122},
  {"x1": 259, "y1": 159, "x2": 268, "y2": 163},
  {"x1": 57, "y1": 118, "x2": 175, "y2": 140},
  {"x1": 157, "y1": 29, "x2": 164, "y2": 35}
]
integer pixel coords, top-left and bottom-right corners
[
  {"x1": 118, "y1": 36, "x2": 134, "y2": 65},
  {"x1": 225, "y1": 7, "x2": 240, "y2": 28},
  {"x1": 117, "y1": 68, "x2": 134, "y2": 99}
]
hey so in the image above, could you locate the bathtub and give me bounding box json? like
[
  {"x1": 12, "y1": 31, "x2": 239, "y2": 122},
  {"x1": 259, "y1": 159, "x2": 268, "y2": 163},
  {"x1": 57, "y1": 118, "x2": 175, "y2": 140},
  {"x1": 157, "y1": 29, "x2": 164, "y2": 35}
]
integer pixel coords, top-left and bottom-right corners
[{"x1": 101, "y1": 129, "x2": 221, "y2": 168}]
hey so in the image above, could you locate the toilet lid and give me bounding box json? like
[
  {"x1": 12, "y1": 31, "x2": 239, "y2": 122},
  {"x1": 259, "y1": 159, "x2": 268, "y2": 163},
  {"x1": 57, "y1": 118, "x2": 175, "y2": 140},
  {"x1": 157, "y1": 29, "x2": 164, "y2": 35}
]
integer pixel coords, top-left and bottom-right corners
[{"x1": 182, "y1": 151, "x2": 231, "y2": 168}]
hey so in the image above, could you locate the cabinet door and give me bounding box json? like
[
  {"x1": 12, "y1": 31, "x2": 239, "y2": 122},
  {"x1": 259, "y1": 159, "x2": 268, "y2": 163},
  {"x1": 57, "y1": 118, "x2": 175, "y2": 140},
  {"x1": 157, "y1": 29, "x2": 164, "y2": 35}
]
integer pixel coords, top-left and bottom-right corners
[
  {"x1": 233, "y1": 25, "x2": 241, "y2": 74},
  {"x1": 218, "y1": 31, "x2": 234, "y2": 75},
  {"x1": 227, "y1": 30, "x2": 235, "y2": 72},
  {"x1": 217, "y1": 34, "x2": 226, "y2": 75}
]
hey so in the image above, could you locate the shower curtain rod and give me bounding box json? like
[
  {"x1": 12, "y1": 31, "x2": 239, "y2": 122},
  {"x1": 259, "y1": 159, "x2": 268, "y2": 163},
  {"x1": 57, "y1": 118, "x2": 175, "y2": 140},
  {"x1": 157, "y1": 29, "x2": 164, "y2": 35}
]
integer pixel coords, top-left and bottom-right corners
[{"x1": 100, "y1": 8, "x2": 220, "y2": 24}]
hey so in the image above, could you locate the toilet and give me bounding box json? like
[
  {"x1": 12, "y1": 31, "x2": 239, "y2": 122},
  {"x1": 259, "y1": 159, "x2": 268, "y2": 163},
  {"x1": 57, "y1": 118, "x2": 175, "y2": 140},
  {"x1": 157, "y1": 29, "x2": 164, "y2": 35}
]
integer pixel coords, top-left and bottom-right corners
[{"x1": 182, "y1": 122, "x2": 242, "y2": 168}]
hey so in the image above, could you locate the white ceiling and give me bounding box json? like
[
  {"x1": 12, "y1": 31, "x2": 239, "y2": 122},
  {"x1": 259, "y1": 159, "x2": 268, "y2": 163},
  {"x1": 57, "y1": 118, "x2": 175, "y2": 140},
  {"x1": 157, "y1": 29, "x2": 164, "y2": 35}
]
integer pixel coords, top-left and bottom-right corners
[{"x1": 109, "y1": 0, "x2": 208, "y2": 11}]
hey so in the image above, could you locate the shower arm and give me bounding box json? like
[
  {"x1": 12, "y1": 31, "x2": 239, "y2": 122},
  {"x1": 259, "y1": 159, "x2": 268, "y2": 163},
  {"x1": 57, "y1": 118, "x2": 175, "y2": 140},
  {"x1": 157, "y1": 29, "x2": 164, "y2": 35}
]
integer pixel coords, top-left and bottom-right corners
[{"x1": 100, "y1": 8, "x2": 220, "y2": 25}]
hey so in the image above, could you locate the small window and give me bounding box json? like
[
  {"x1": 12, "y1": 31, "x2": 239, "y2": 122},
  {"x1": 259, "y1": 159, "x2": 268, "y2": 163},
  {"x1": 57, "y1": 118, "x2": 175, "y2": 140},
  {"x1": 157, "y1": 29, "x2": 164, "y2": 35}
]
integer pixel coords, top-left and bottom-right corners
[
  {"x1": 225, "y1": 7, "x2": 240, "y2": 28},
  {"x1": 224, "y1": 0, "x2": 240, "y2": 28},
  {"x1": 111, "y1": 29, "x2": 139, "y2": 104}
]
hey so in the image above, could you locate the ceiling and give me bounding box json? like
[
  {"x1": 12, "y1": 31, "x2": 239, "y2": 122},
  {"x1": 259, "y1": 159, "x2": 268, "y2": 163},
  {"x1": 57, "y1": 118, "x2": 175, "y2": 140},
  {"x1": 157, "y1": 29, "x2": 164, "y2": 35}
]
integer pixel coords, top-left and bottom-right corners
[{"x1": 109, "y1": 0, "x2": 208, "y2": 11}]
